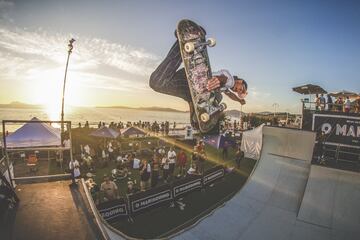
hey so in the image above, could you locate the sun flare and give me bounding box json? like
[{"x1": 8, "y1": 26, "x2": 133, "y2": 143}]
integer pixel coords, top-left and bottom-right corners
[{"x1": 25, "y1": 68, "x2": 83, "y2": 121}]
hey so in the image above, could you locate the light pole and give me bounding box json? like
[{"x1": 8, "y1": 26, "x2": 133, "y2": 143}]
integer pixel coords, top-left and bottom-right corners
[
  {"x1": 272, "y1": 103, "x2": 279, "y2": 117},
  {"x1": 61, "y1": 38, "x2": 75, "y2": 135}
]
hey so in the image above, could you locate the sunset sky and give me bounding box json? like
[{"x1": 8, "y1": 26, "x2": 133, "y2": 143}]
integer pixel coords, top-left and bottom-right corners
[{"x1": 0, "y1": 0, "x2": 359, "y2": 114}]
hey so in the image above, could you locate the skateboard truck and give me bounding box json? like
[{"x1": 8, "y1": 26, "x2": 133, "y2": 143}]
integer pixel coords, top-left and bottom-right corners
[
  {"x1": 185, "y1": 38, "x2": 216, "y2": 53},
  {"x1": 200, "y1": 102, "x2": 227, "y2": 122}
]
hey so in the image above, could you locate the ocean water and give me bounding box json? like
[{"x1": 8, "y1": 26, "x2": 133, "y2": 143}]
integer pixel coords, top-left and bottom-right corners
[{"x1": 0, "y1": 107, "x2": 190, "y2": 132}]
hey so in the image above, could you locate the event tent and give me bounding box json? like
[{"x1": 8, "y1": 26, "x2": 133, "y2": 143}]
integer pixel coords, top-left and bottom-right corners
[
  {"x1": 240, "y1": 124, "x2": 264, "y2": 160},
  {"x1": 90, "y1": 126, "x2": 120, "y2": 139},
  {"x1": 5, "y1": 117, "x2": 62, "y2": 149},
  {"x1": 120, "y1": 127, "x2": 146, "y2": 137}
]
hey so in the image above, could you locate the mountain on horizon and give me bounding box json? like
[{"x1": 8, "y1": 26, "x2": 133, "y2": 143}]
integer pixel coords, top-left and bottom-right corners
[
  {"x1": 96, "y1": 105, "x2": 187, "y2": 113},
  {"x1": 0, "y1": 101, "x2": 43, "y2": 109},
  {"x1": 225, "y1": 109, "x2": 247, "y2": 117}
]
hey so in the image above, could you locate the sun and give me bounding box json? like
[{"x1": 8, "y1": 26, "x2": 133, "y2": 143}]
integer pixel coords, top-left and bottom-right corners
[{"x1": 26, "y1": 68, "x2": 83, "y2": 121}]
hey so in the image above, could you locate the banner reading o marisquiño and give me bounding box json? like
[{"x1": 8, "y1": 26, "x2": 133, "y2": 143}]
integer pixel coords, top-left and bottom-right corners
[{"x1": 312, "y1": 113, "x2": 360, "y2": 149}]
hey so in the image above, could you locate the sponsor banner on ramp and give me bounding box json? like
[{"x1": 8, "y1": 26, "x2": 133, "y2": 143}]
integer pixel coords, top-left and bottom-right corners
[
  {"x1": 203, "y1": 165, "x2": 225, "y2": 186},
  {"x1": 172, "y1": 175, "x2": 202, "y2": 199},
  {"x1": 97, "y1": 198, "x2": 128, "y2": 221},
  {"x1": 128, "y1": 184, "x2": 172, "y2": 214},
  {"x1": 312, "y1": 114, "x2": 360, "y2": 149}
]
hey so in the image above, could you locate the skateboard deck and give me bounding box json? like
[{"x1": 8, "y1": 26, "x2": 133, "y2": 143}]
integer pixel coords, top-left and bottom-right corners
[{"x1": 177, "y1": 19, "x2": 226, "y2": 133}]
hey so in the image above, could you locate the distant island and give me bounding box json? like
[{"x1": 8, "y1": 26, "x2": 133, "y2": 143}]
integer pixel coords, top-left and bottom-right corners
[
  {"x1": 96, "y1": 105, "x2": 188, "y2": 113},
  {"x1": 0, "y1": 102, "x2": 43, "y2": 109},
  {"x1": 0, "y1": 102, "x2": 187, "y2": 113}
]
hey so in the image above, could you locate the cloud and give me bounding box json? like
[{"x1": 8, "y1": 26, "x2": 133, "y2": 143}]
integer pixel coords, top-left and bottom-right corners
[
  {"x1": 0, "y1": 26, "x2": 159, "y2": 76},
  {"x1": 0, "y1": 25, "x2": 160, "y2": 99}
]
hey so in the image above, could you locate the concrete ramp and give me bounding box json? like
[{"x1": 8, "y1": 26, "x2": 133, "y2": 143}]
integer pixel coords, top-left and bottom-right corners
[
  {"x1": 175, "y1": 126, "x2": 360, "y2": 240},
  {"x1": 175, "y1": 127, "x2": 316, "y2": 240},
  {"x1": 297, "y1": 165, "x2": 360, "y2": 238}
]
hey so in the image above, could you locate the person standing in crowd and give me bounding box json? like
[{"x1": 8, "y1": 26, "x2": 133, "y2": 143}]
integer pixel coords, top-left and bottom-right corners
[
  {"x1": 69, "y1": 158, "x2": 78, "y2": 186},
  {"x1": 191, "y1": 147, "x2": 199, "y2": 169},
  {"x1": 319, "y1": 94, "x2": 326, "y2": 111},
  {"x1": 315, "y1": 94, "x2": 320, "y2": 111},
  {"x1": 167, "y1": 147, "x2": 177, "y2": 179},
  {"x1": 151, "y1": 153, "x2": 161, "y2": 188},
  {"x1": 84, "y1": 144, "x2": 91, "y2": 156},
  {"x1": 326, "y1": 94, "x2": 333, "y2": 111},
  {"x1": 107, "y1": 141, "x2": 114, "y2": 161},
  {"x1": 139, "y1": 159, "x2": 151, "y2": 191},
  {"x1": 235, "y1": 148, "x2": 244, "y2": 168},
  {"x1": 101, "y1": 147, "x2": 108, "y2": 167},
  {"x1": 344, "y1": 96, "x2": 351, "y2": 113},
  {"x1": 198, "y1": 150, "x2": 206, "y2": 174},
  {"x1": 132, "y1": 154, "x2": 141, "y2": 169},
  {"x1": 161, "y1": 155, "x2": 170, "y2": 183},
  {"x1": 177, "y1": 149, "x2": 187, "y2": 177},
  {"x1": 355, "y1": 96, "x2": 360, "y2": 113},
  {"x1": 222, "y1": 141, "x2": 229, "y2": 160},
  {"x1": 100, "y1": 175, "x2": 119, "y2": 202},
  {"x1": 335, "y1": 97, "x2": 344, "y2": 112},
  {"x1": 158, "y1": 146, "x2": 166, "y2": 157}
]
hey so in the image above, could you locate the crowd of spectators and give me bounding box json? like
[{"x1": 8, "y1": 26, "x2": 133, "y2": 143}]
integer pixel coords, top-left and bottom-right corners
[
  {"x1": 80, "y1": 139, "x2": 240, "y2": 204},
  {"x1": 315, "y1": 94, "x2": 360, "y2": 113}
]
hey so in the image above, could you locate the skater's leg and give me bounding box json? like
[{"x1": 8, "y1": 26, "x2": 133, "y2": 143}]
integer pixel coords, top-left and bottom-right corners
[{"x1": 149, "y1": 41, "x2": 191, "y2": 102}]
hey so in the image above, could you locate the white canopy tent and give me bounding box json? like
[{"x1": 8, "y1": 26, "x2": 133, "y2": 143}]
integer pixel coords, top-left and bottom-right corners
[
  {"x1": 240, "y1": 124, "x2": 264, "y2": 160},
  {"x1": 6, "y1": 117, "x2": 62, "y2": 149}
]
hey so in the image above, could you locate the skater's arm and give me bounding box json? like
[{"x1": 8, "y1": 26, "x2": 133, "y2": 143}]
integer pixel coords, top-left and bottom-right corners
[
  {"x1": 224, "y1": 91, "x2": 246, "y2": 105},
  {"x1": 207, "y1": 69, "x2": 234, "y2": 91},
  {"x1": 207, "y1": 75, "x2": 227, "y2": 91}
]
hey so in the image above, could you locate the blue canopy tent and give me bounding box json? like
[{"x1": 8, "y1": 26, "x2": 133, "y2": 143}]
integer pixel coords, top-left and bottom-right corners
[{"x1": 6, "y1": 117, "x2": 61, "y2": 149}]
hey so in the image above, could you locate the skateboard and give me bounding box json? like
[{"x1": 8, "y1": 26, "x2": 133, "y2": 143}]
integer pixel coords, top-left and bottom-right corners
[{"x1": 177, "y1": 19, "x2": 227, "y2": 133}]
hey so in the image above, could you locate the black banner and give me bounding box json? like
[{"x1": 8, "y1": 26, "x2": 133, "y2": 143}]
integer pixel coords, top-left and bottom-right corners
[
  {"x1": 172, "y1": 175, "x2": 202, "y2": 199},
  {"x1": 203, "y1": 165, "x2": 225, "y2": 186},
  {"x1": 312, "y1": 114, "x2": 360, "y2": 149},
  {"x1": 97, "y1": 198, "x2": 128, "y2": 221},
  {"x1": 127, "y1": 184, "x2": 172, "y2": 214}
]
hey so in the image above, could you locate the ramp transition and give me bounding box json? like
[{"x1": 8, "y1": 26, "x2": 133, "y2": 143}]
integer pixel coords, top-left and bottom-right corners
[{"x1": 174, "y1": 126, "x2": 360, "y2": 240}]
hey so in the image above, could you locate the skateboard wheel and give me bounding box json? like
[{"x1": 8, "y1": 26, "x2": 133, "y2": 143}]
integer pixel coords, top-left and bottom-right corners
[
  {"x1": 184, "y1": 42, "x2": 195, "y2": 53},
  {"x1": 207, "y1": 38, "x2": 216, "y2": 47},
  {"x1": 220, "y1": 103, "x2": 227, "y2": 111},
  {"x1": 200, "y1": 113, "x2": 210, "y2": 122}
]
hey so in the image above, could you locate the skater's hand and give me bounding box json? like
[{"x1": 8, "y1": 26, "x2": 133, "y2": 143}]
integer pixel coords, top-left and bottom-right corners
[{"x1": 207, "y1": 75, "x2": 227, "y2": 91}]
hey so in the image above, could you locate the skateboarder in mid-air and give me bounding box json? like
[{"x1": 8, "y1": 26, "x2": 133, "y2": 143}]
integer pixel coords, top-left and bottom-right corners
[{"x1": 149, "y1": 26, "x2": 248, "y2": 131}]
